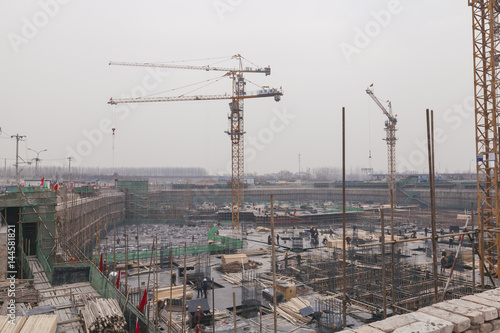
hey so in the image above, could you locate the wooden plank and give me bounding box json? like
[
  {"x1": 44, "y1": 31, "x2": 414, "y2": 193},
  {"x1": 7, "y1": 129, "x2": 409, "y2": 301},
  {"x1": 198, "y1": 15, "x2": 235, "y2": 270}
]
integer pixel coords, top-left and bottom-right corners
[{"x1": 19, "y1": 315, "x2": 57, "y2": 333}]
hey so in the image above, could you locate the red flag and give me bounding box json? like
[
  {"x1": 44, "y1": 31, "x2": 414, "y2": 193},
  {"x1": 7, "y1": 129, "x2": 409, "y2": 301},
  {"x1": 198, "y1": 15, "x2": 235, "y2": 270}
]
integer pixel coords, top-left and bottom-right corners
[
  {"x1": 99, "y1": 253, "x2": 103, "y2": 272},
  {"x1": 53, "y1": 183, "x2": 59, "y2": 191},
  {"x1": 196, "y1": 326, "x2": 200, "y2": 333},
  {"x1": 135, "y1": 318, "x2": 139, "y2": 333},
  {"x1": 293, "y1": 210, "x2": 296, "y2": 217},
  {"x1": 139, "y1": 288, "x2": 148, "y2": 313},
  {"x1": 40, "y1": 177, "x2": 45, "y2": 187},
  {"x1": 116, "y1": 268, "x2": 121, "y2": 288},
  {"x1": 369, "y1": 83, "x2": 373, "y2": 87}
]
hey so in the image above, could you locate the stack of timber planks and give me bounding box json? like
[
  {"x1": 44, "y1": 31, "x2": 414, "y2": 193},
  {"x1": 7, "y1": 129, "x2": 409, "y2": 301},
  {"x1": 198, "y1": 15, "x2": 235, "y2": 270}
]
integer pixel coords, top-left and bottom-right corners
[
  {"x1": 80, "y1": 298, "x2": 126, "y2": 333},
  {"x1": 271, "y1": 297, "x2": 311, "y2": 326},
  {"x1": 19, "y1": 315, "x2": 57, "y2": 333},
  {"x1": 0, "y1": 314, "x2": 57, "y2": 333},
  {"x1": 156, "y1": 285, "x2": 193, "y2": 300},
  {"x1": 221, "y1": 254, "x2": 248, "y2": 265}
]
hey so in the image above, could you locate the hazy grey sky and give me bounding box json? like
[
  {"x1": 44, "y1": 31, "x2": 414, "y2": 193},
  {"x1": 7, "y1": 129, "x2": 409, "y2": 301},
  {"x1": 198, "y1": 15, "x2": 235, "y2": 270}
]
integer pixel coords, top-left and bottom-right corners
[{"x1": 1, "y1": 1, "x2": 473, "y2": 176}]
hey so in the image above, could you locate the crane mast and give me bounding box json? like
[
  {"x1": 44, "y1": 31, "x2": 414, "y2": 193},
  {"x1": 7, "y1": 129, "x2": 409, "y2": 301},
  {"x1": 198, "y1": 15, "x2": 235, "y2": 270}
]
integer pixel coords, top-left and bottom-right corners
[
  {"x1": 366, "y1": 88, "x2": 397, "y2": 206},
  {"x1": 226, "y1": 58, "x2": 246, "y2": 229},
  {"x1": 109, "y1": 55, "x2": 282, "y2": 230},
  {"x1": 470, "y1": 0, "x2": 500, "y2": 278}
]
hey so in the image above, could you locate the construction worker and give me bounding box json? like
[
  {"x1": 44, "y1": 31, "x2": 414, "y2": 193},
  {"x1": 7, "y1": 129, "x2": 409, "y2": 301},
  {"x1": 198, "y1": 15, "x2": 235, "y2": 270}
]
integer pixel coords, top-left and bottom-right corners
[
  {"x1": 425, "y1": 269, "x2": 430, "y2": 279},
  {"x1": 284, "y1": 252, "x2": 289, "y2": 268},
  {"x1": 196, "y1": 277, "x2": 203, "y2": 298},
  {"x1": 276, "y1": 234, "x2": 280, "y2": 245},
  {"x1": 297, "y1": 253, "x2": 302, "y2": 266},
  {"x1": 441, "y1": 249, "x2": 447, "y2": 257},
  {"x1": 424, "y1": 227, "x2": 428, "y2": 237},
  {"x1": 268, "y1": 234, "x2": 272, "y2": 245},
  {"x1": 203, "y1": 278, "x2": 208, "y2": 298},
  {"x1": 329, "y1": 228, "x2": 333, "y2": 236},
  {"x1": 346, "y1": 236, "x2": 351, "y2": 245},
  {"x1": 193, "y1": 305, "x2": 204, "y2": 327},
  {"x1": 323, "y1": 236, "x2": 328, "y2": 245},
  {"x1": 449, "y1": 237, "x2": 454, "y2": 248},
  {"x1": 309, "y1": 310, "x2": 323, "y2": 327},
  {"x1": 441, "y1": 256, "x2": 446, "y2": 273},
  {"x1": 157, "y1": 298, "x2": 165, "y2": 311},
  {"x1": 171, "y1": 272, "x2": 177, "y2": 286}
]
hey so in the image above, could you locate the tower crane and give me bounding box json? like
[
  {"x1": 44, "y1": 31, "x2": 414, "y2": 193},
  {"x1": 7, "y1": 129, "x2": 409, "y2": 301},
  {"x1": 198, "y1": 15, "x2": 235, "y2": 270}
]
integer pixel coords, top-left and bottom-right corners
[
  {"x1": 365, "y1": 87, "x2": 397, "y2": 211},
  {"x1": 469, "y1": 0, "x2": 500, "y2": 278},
  {"x1": 108, "y1": 55, "x2": 283, "y2": 230}
]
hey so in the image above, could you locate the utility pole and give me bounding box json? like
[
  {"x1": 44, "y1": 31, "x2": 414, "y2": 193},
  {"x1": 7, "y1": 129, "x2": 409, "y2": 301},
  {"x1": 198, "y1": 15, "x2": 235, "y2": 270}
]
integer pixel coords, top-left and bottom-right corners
[
  {"x1": 11, "y1": 134, "x2": 26, "y2": 184},
  {"x1": 67, "y1": 157, "x2": 72, "y2": 186},
  {"x1": 28, "y1": 148, "x2": 47, "y2": 177}
]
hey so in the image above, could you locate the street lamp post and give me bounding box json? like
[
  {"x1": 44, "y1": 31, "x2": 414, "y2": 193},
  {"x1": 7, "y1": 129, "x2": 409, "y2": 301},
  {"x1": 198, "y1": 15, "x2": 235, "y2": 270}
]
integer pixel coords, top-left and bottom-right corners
[{"x1": 28, "y1": 148, "x2": 47, "y2": 178}]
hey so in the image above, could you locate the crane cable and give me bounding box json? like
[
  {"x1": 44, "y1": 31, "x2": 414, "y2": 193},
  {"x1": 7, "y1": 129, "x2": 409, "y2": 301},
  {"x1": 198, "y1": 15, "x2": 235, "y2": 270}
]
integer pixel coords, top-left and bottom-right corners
[
  {"x1": 143, "y1": 74, "x2": 228, "y2": 98},
  {"x1": 178, "y1": 76, "x2": 227, "y2": 97},
  {"x1": 150, "y1": 55, "x2": 232, "y2": 65}
]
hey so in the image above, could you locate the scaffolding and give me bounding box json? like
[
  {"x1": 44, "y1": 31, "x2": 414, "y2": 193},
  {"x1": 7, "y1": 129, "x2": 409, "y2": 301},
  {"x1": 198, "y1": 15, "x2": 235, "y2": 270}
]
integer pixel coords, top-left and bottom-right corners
[{"x1": 115, "y1": 180, "x2": 148, "y2": 220}]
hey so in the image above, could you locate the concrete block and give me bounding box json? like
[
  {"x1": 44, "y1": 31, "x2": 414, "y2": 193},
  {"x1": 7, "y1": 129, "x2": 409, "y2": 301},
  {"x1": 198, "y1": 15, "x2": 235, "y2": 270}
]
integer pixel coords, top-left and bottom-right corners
[
  {"x1": 354, "y1": 326, "x2": 385, "y2": 333},
  {"x1": 433, "y1": 302, "x2": 485, "y2": 325},
  {"x1": 448, "y1": 300, "x2": 498, "y2": 321},
  {"x1": 479, "y1": 323, "x2": 493, "y2": 333},
  {"x1": 411, "y1": 311, "x2": 455, "y2": 333},
  {"x1": 368, "y1": 314, "x2": 418, "y2": 332},
  {"x1": 393, "y1": 322, "x2": 442, "y2": 333},
  {"x1": 491, "y1": 319, "x2": 500, "y2": 331},
  {"x1": 337, "y1": 330, "x2": 354, "y2": 333},
  {"x1": 483, "y1": 289, "x2": 500, "y2": 298},
  {"x1": 477, "y1": 292, "x2": 500, "y2": 304},
  {"x1": 419, "y1": 306, "x2": 471, "y2": 332},
  {"x1": 463, "y1": 295, "x2": 500, "y2": 314}
]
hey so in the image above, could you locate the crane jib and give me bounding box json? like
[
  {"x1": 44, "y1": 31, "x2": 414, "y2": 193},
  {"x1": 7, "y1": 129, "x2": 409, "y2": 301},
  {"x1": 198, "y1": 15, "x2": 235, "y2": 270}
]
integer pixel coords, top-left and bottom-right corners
[{"x1": 108, "y1": 92, "x2": 283, "y2": 105}]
